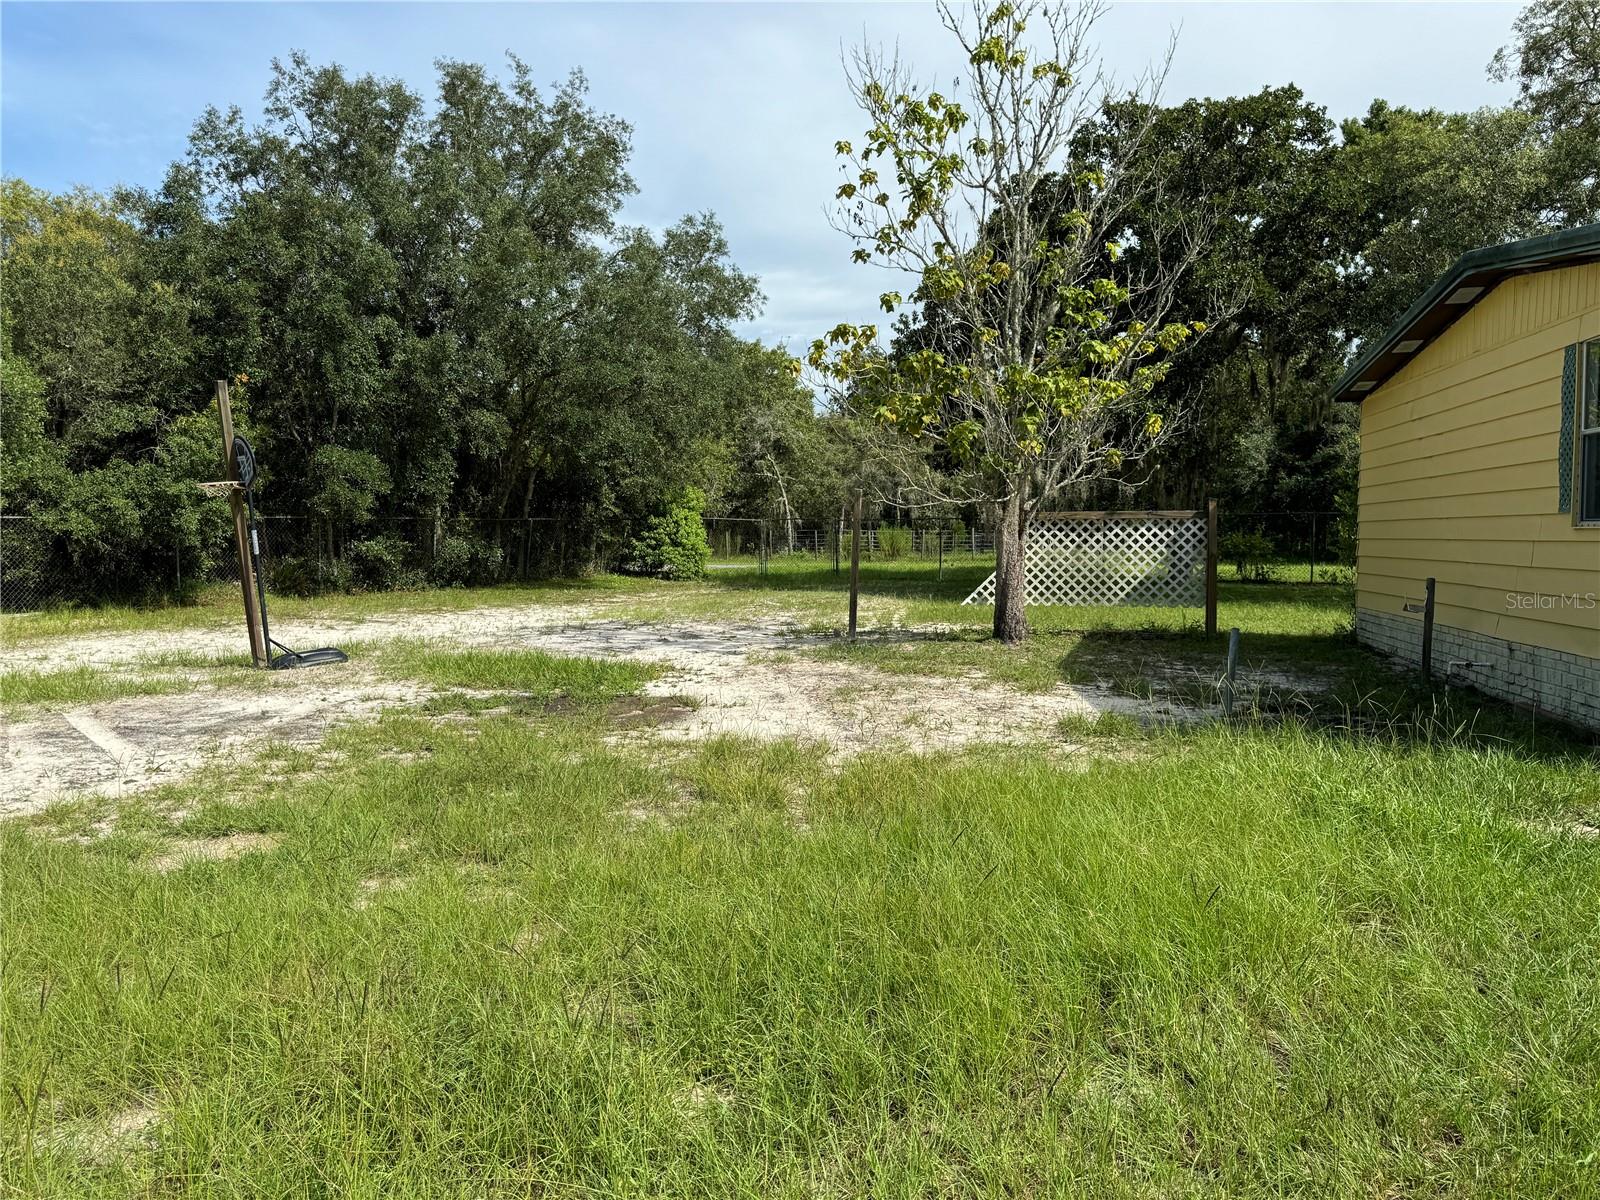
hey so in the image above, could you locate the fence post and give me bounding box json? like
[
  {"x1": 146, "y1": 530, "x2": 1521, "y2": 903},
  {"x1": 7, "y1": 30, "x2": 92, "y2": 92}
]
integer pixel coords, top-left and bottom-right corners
[
  {"x1": 1308, "y1": 512, "x2": 1317, "y2": 584},
  {"x1": 1402, "y1": 577, "x2": 1437, "y2": 682},
  {"x1": 1204, "y1": 498, "x2": 1219, "y2": 637},
  {"x1": 848, "y1": 490, "x2": 863, "y2": 638},
  {"x1": 1421, "y1": 577, "x2": 1435, "y2": 681},
  {"x1": 938, "y1": 531, "x2": 944, "y2": 581}
]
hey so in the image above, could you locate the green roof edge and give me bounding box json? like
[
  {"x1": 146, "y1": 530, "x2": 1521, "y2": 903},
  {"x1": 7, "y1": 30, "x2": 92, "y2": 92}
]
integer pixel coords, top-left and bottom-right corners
[{"x1": 1331, "y1": 221, "x2": 1600, "y2": 402}]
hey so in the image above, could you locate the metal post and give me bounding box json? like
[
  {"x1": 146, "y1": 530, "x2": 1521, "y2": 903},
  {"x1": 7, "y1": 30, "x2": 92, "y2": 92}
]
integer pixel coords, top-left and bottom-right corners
[
  {"x1": 1204, "y1": 499, "x2": 1219, "y2": 636},
  {"x1": 1221, "y1": 627, "x2": 1241, "y2": 716},
  {"x1": 848, "y1": 490, "x2": 863, "y2": 639},
  {"x1": 1308, "y1": 513, "x2": 1317, "y2": 584},
  {"x1": 1402, "y1": 577, "x2": 1437, "y2": 682},
  {"x1": 1421, "y1": 577, "x2": 1435, "y2": 682},
  {"x1": 938, "y1": 531, "x2": 944, "y2": 582}
]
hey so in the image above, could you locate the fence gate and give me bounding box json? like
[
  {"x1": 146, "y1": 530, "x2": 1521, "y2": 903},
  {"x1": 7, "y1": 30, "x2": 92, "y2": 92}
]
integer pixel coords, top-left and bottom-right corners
[{"x1": 963, "y1": 509, "x2": 1211, "y2": 609}]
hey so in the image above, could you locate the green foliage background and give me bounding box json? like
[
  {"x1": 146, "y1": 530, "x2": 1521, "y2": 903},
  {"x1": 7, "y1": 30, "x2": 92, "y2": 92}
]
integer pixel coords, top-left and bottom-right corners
[
  {"x1": 2, "y1": 5, "x2": 1594, "y2": 603},
  {"x1": 0, "y1": 57, "x2": 832, "y2": 603}
]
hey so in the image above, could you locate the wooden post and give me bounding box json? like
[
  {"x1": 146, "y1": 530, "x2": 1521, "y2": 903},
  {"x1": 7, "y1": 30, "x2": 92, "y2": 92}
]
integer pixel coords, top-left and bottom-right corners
[
  {"x1": 1421, "y1": 576, "x2": 1436, "y2": 682},
  {"x1": 216, "y1": 381, "x2": 268, "y2": 666},
  {"x1": 848, "y1": 490, "x2": 863, "y2": 639},
  {"x1": 1204, "y1": 498, "x2": 1219, "y2": 636}
]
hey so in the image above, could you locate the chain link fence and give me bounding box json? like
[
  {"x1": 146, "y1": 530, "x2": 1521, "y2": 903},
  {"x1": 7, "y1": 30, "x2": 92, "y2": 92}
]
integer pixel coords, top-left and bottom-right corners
[
  {"x1": 0, "y1": 514, "x2": 573, "y2": 615},
  {"x1": 2, "y1": 507, "x2": 1349, "y2": 615},
  {"x1": 707, "y1": 518, "x2": 997, "y2": 567},
  {"x1": 1218, "y1": 510, "x2": 1351, "y2": 584}
]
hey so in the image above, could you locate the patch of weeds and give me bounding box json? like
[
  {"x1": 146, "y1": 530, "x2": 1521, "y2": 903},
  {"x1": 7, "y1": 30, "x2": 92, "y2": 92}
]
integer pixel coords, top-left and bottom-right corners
[
  {"x1": 0, "y1": 666, "x2": 190, "y2": 714},
  {"x1": 143, "y1": 833, "x2": 282, "y2": 874},
  {"x1": 375, "y1": 645, "x2": 659, "y2": 708},
  {"x1": 745, "y1": 650, "x2": 797, "y2": 666},
  {"x1": 1058, "y1": 711, "x2": 1148, "y2": 740},
  {"x1": 134, "y1": 649, "x2": 257, "y2": 671}
]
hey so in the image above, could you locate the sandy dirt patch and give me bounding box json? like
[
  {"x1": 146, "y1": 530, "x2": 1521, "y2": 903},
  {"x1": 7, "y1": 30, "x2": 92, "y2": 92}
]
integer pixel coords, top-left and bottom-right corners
[
  {"x1": 2, "y1": 600, "x2": 605, "y2": 672},
  {"x1": 4, "y1": 608, "x2": 1204, "y2": 817},
  {"x1": 41, "y1": 1099, "x2": 163, "y2": 1165},
  {"x1": 146, "y1": 832, "x2": 282, "y2": 873},
  {"x1": 3, "y1": 669, "x2": 423, "y2": 817}
]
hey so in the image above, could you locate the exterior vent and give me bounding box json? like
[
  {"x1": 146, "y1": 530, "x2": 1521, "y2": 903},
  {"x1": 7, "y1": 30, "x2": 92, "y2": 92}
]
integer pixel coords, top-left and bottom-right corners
[
  {"x1": 1445, "y1": 286, "x2": 1485, "y2": 304},
  {"x1": 1394, "y1": 339, "x2": 1423, "y2": 353}
]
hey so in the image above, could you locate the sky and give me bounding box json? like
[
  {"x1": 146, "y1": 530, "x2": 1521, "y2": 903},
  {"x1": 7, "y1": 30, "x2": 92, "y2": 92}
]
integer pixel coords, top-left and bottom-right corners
[{"x1": 1, "y1": 1, "x2": 1523, "y2": 351}]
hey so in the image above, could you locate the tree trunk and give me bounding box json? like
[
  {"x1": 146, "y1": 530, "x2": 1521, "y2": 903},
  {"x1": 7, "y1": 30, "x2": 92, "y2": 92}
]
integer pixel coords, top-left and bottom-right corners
[{"x1": 992, "y1": 489, "x2": 1028, "y2": 644}]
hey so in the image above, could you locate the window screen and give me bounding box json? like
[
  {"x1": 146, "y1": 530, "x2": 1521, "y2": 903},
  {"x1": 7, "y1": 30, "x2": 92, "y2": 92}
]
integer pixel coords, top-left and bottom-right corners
[{"x1": 1582, "y1": 341, "x2": 1600, "y2": 524}]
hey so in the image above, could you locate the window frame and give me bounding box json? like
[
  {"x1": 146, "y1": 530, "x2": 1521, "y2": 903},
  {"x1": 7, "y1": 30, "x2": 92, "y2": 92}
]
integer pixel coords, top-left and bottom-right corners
[{"x1": 1579, "y1": 339, "x2": 1600, "y2": 528}]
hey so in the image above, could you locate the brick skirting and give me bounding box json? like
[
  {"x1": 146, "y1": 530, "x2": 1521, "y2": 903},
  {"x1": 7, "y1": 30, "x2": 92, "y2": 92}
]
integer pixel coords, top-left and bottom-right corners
[{"x1": 1356, "y1": 608, "x2": 1600, "y2": 731}]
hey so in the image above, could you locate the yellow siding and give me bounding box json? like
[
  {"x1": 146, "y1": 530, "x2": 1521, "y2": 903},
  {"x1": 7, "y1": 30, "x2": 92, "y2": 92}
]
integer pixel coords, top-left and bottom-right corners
[{"x1": 1357, "y1": 262, "x2": 1600, "y2": 659}]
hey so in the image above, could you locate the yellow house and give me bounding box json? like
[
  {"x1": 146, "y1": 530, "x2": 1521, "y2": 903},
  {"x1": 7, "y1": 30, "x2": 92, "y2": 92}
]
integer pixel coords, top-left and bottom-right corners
[{"x1": 1333, "y1": 224, "x2": 1600, "y2": 730}]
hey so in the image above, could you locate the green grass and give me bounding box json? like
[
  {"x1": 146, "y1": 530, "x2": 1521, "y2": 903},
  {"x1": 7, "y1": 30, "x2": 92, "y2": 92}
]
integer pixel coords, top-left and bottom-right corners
[
  {"x1": 5, "y1": 692, "x2": 1598, "y2": 1195},
  {"x1": 7, "y1": 555, "x2": 1597, "y2": 1192},
  {"x1": 0, "y1": 666, "x2": 191, "y2": 713},
  {"x1": 0, "y1": 653, "x2": 268, "y2": 717},
  {"x1": 374, "y1": 644, "x2": 661, "y2": 705}
]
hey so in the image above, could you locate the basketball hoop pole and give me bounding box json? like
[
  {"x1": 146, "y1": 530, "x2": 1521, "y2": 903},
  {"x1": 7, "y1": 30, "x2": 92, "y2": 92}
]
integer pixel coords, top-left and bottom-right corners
[
  {"x1": 214, "y1": 379, "x2": 268, "y2": 666},
  {"x1": 200, "y1": 381, "x2": 349, "y2": 672}
]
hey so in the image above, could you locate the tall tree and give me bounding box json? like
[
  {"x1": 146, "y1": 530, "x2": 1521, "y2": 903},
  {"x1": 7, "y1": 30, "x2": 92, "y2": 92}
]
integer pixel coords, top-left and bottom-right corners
[
  {"x1": 1064, "y1": 87, "x2": 1356, "y2": 511},
  {"x1": 810, "y1": 0, "x2": 1207, "y2": 643},
  {"x1": 0, "y1": 180, "x2": 226, "y2": 600},
  {"x1": 134, "y1": 53, "x2": 760, "y2": 573},
  {"x1": 1491, "y1": 0, "x2": 1600, "y2": 223}
]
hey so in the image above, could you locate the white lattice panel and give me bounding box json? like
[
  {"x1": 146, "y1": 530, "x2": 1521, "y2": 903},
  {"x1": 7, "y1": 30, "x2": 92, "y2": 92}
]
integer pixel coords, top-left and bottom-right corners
[{"x1": 963, "y1": 512, "x2": 1206, "y2": 607}]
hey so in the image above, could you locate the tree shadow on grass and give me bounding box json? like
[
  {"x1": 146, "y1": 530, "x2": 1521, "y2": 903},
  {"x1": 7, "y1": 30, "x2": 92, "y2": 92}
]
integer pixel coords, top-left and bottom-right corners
[{"x1": 1060, "y1": 626, "x2": 1597, "y2": 762}]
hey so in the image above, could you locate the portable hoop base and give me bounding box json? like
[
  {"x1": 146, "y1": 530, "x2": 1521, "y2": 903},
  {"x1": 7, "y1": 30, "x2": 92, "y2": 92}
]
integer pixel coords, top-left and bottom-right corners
[{"x1": 206, "y1": 379, "x2": 350, "y2": 671}]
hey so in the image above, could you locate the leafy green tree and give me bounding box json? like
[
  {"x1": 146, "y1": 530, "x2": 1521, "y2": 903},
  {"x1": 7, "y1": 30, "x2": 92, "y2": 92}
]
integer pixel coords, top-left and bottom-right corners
[
  {"x1": 714, "y1": 343, "x2": 847, "y2": 546},
  {"x1": 811, "y1": 0, "x2": 1206, "y2": 642},
  {"x1": 1064, "y1": 87, "x2": 1354, "y2": 513},
  {"x1": 0, "y1": 180, "x2": 231, "y2": 601},
  {"x1": 1339, "y1": 102, "x2": 1571, "y2": 342},
  {"x1": 133, "y1": 53, "x2": 760, "y2": 576},
  {"x1": 1491, "y1": 0, "x2": 1600, "y2": 223}
]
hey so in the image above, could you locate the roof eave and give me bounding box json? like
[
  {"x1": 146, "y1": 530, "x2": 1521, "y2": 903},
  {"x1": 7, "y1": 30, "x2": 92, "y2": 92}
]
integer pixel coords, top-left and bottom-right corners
[{"x1": 1331, "y1": 222, "x2": 1600, "y2": 403}]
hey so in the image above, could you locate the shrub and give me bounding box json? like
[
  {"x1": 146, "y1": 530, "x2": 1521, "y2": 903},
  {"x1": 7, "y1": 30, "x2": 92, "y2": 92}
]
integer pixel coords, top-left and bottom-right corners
[
  {"x1": 876, "y1": 526, "x2": 913, "y2": 560},
  {"x1": 346, "y1": 534, "x2": 419, "y2": 591},
  {"x1": 429, "y1": 535, "x2": 504, "y2": 588},
  {"x1": 1221, "y1": 530, "x2": 1275, "y2": 582},
  {"x1": 1318, "y1": 564, "x2": 1356, "y2": 587},
  {"x1": 269, "y1": 555, "x2": 351, "y2": 597},
  {"x1": 624, "y1": 489, "x2": 712, "y2": 581},
  {"x1": 948, "y1": 518, "x2": 968, "y2": 547}
]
